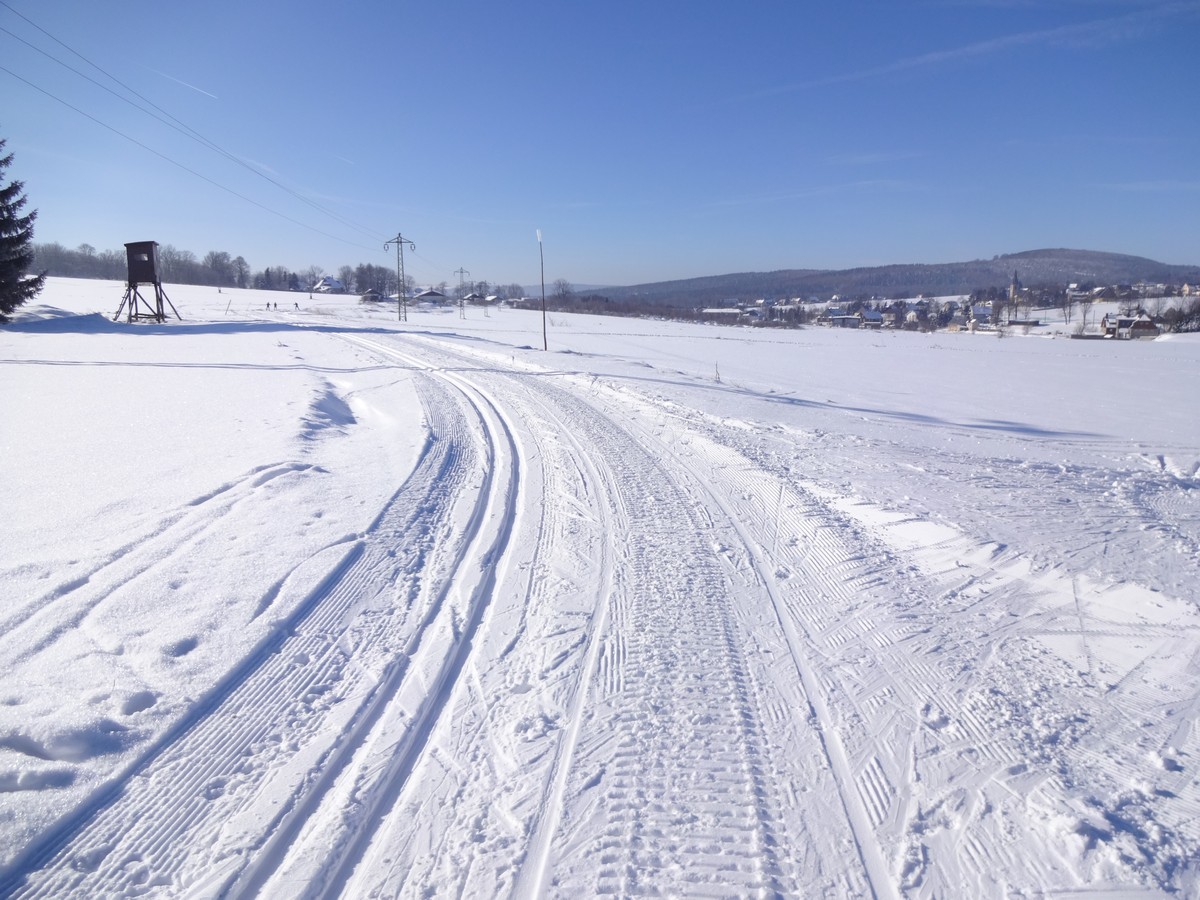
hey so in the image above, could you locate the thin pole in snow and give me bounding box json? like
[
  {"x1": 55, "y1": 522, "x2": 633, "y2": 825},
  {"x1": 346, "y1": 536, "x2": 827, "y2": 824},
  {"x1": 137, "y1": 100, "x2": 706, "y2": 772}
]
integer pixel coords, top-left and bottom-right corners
[{"x1": 537, "y1": 229, "x2": 547, "y2": 351}]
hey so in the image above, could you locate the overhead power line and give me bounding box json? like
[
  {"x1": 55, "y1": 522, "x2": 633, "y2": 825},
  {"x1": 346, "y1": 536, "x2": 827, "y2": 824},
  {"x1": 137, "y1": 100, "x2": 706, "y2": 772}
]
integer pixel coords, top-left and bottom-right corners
[
  {"x1": 0, "y1": 64, "x2": 381, "y2": 253},
  {"x1": 0, "y1": 0, "x2": 389, "y2": 251}
]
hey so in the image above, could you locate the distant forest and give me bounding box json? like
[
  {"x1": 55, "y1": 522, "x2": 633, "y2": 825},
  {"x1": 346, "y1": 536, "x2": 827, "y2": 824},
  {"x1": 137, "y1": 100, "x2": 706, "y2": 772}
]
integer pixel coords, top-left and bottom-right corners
[
  {"x1": 32, "y1": 241, "x2": 394, "y2": 295},
  {"x1": 30, "y1": 242, "x2": 527, "y2": 300}
]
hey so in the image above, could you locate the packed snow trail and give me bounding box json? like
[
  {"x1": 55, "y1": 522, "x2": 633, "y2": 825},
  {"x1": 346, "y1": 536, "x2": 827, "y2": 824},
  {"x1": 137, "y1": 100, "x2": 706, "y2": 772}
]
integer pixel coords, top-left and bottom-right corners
[
  {"x1": 2, "y1": 328, "x2": 877, "y2": 897},
  {"x1": 255, "y1": 335, "x2": 874, "y2": 897}
]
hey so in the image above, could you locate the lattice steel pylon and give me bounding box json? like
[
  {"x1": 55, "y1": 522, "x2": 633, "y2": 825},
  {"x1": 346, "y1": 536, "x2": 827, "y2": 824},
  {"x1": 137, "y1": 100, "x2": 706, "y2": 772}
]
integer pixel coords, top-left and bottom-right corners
[{"x1": 386, "y1": 233, "x2": 415, "y2": 322}]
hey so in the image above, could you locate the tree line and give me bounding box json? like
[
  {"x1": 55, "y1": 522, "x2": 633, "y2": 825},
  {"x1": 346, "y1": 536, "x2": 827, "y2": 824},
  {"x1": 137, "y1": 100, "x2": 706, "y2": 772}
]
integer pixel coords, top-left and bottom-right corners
[
  {"x1": 34, "y1": 241, "x2": 264, "y2": 289},
  {"x1": 30, "y1": 241, "x2": 539, "y2": 301}
]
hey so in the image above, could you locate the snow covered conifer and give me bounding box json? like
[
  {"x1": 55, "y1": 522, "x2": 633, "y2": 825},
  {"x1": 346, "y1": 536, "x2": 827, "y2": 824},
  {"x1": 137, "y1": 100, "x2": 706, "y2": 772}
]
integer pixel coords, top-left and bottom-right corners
[{"x1": 0, "y1": 138, "x2": 46, "y2": 321}]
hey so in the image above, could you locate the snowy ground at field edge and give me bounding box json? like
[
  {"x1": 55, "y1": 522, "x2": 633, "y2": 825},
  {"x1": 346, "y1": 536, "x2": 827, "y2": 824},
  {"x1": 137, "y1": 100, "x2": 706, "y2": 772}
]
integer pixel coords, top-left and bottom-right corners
[{"x1": 1, "y1": 279, "x2": 1198, "y2": 898}]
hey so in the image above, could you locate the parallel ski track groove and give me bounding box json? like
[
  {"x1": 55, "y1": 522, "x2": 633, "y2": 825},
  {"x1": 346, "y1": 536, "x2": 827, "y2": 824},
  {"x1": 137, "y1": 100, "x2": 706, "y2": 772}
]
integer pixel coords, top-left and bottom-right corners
[
  {"x1": 505, "y1": 377, "x2": 621, "y2": 900},
  {"x1": 4, "y1": 372, "x2": 484, "y2": 898},
  {"x1": 293, "y1": 338, "x2": 523, "y2": 899},
  {"x1": 341, "y1": 358, "x2": 620, "y2": 898}
]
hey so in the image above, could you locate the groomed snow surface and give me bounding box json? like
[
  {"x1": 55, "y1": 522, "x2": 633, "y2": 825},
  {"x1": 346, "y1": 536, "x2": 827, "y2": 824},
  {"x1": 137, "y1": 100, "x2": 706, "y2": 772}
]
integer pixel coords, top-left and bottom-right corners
[{"x1": 2, "y1": 278, "x2": 1199, "y2": 898}]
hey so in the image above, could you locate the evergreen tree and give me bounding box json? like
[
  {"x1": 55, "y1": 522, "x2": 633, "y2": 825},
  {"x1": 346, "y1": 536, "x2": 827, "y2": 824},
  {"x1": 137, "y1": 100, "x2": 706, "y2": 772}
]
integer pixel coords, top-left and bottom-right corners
[{"x1": 0, "y1": 138, "x2": 45, "y2": 321}]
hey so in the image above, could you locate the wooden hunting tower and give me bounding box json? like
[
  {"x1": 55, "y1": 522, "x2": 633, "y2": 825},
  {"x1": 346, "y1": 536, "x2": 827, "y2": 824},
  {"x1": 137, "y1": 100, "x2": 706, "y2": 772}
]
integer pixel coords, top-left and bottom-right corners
[{"x1": 113, "y1": 241, "x2": 181, "y2": 323}]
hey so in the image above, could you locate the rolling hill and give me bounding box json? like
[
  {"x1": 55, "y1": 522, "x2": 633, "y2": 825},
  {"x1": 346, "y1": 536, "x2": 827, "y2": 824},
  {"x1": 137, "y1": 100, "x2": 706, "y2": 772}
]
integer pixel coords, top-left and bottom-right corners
[{"x1": 596, "y1": 249, "x2": 1200, "y2": 307}]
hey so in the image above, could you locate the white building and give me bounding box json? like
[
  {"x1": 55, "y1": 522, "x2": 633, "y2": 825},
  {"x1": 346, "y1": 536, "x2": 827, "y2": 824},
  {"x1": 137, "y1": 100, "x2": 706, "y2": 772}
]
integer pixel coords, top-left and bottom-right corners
[{"x1": 312, "y1": 276, "x2": 345, "y2": 293}]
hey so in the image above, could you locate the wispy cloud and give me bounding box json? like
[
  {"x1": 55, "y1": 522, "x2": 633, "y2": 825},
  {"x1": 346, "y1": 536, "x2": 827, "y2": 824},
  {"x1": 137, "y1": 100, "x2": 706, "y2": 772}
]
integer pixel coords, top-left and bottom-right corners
[
  {"x1": 826, "y1": 151, "x2": 926, "y2": 166},
  {"x1": 938, "y1": 1, "x2": 1169, "y2": 8},
  {"x1": 709, "y1": 179, "x2": 923, "y2": 208},
  {"x1": 138, "y1": 64, "x2": 218, "y2": 100},
  {"x1": 742, "y1": 2, "x2": 1198, "y2": 99},
  {"x1": 549, "y1": 199, "x2": 611, "y2": 211},
  {"x1": 1005, "y1": 134, "x2": 1168, "y2": 149},
  {"x1": 1100, "y1": 179, "x2": 1200, "y2": 191}
]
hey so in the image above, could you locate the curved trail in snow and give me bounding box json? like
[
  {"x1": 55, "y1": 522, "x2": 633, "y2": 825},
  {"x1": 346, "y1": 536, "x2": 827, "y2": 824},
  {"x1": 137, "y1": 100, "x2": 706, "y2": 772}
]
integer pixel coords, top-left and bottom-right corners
[
  {"x1": 7, "y1": 320, "x2": 1196, "y2": 898},
  {"x1": 312, "y1": 335, "x2": 874, "y2": 898}
]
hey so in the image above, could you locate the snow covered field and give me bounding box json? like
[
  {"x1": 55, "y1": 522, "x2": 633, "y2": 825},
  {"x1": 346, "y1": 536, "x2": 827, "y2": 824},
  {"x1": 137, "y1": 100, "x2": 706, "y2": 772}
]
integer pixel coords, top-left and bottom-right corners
[{"x1": 2, "y1": 277, "x2": 1198, "y2": 898}]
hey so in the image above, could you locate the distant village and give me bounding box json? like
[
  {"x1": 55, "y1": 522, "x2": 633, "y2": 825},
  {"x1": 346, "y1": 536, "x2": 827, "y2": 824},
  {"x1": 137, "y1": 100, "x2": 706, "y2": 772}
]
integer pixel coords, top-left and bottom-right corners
[
  {"x1": 696, "y1": 273, "x2": 1200, "y2": 339},
  {"x1": 30, "y1": 241, "x2": 1200, "y2": 338}
]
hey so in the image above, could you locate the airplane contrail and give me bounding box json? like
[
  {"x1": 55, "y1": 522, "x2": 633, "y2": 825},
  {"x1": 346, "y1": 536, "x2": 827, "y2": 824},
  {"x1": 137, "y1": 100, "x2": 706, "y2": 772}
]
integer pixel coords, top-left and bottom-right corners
[{"x1": 139, "y1": 63, "x2": 218, "y2": 99}]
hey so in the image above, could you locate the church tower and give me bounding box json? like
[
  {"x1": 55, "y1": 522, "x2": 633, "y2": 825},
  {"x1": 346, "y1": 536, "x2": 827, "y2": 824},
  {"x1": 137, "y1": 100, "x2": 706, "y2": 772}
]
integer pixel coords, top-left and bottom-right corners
[{"x1": 1009, "y1": 270, "x2": 1021, "y2": 304}]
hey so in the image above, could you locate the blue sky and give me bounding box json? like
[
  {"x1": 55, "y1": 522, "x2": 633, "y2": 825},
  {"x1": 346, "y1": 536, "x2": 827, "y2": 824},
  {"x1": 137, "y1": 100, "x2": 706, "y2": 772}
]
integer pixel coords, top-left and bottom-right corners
[{"x1": 3, "y1": 0, "x2": 1197, "y2": 288}]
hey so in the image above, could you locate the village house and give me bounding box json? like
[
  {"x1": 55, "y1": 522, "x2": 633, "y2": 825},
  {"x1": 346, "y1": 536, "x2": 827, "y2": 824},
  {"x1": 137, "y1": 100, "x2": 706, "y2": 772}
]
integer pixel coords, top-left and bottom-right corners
[
  {"x1": 970, "y1": 304, "x2": 993, "y2": 325},
  {"x1": 817, "y1": 306, "x2": 856, "y2": 327},
  {"x1": 1101, "y1": 312, "x2": 1160, "y2": 339},
  {"x1": 701, "y1": 307, "x2": 742, "y2": 320},
  {"x1": 311, "y1": 275, "x2": 345, "y2": 293}
]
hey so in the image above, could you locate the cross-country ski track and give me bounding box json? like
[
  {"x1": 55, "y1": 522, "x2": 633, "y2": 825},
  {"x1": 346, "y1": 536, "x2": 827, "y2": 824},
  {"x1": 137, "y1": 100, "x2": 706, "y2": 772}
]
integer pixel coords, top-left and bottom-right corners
[{"x1": 4, "y1": 295, "x2": 1199, "y2": 898}]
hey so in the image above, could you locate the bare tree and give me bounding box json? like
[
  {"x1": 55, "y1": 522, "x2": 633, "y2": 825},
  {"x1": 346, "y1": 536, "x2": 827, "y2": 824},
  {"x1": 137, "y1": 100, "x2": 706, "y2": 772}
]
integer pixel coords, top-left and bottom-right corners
[
  {"x1": 991, "y1": 296, "x2": 1007, "y2": 328},
  {"x1": 1058, "y1": 290, "x2": 1076, "y2": 325},
  {"x1": 302, "y1": 265, "x2": 324, "y2": 290},
  {"x1": 1076, "y1": 300, "x2": 1094, "y2": 335},
  {"x1": 98, "y1": 248, "x2": 124, "y2": 279},
  {"x1": 234, "y1": 256, "x2": 250, "y2": 288},
  {"x1": 157, "y1": 244, "x2": 182, "y2": 280},
  {"x1": 203, "y1": 250, "x2": 234, "y2": 286}
]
